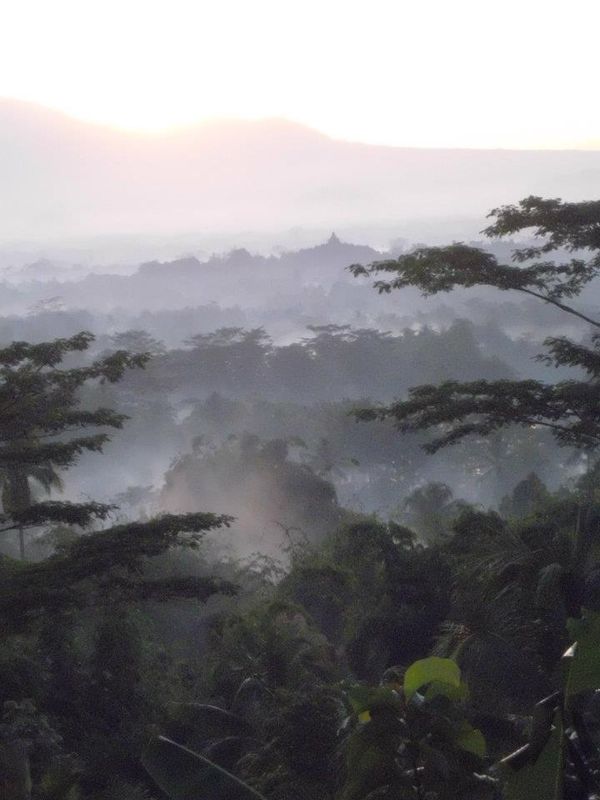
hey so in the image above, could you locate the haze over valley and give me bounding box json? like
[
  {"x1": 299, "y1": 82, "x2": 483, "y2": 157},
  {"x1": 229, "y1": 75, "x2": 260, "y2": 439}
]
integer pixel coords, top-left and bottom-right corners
[{"x1": 4, "y1": 3, "x2": 600, "y2": 794}]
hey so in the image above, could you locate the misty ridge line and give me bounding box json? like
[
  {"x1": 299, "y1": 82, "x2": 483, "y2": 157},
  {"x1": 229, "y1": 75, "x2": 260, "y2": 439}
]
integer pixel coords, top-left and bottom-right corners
[{"x1": 3, "y1": 233, "x2": 591, "y2": 351}]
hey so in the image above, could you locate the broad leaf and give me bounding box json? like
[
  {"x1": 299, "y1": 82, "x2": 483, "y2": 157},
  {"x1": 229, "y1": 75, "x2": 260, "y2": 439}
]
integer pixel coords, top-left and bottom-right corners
[
  {"x1": 453, "y1": 722, "x2": 486, "y2": 758},
  {"x1": 403, "y1": 657, "x2": 460, "y2": 700},
  {"x1": 424, "y1": 679, "x2": 469, "y2": 703},
  {"x1": 565, "y1": 608, "x2": 600, "y2": 698},
  {"x1": 499, "y1": 711, "x2": 563, "y2": 800},
  {"x1": 346, "y1": 685, "x2": 401, "y2": 715}
]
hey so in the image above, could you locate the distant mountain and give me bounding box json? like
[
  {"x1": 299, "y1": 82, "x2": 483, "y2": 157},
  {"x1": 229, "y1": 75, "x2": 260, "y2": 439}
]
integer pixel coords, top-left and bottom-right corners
[{"x1": 2, "y1": 98, "x2": 600, "y2": 241}]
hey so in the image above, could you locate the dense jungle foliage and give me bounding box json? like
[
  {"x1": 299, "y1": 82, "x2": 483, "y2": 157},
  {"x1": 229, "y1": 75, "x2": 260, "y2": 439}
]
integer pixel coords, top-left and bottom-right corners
[{"x1": 4, "y1": 196, "x2": 600, "y2": 799}]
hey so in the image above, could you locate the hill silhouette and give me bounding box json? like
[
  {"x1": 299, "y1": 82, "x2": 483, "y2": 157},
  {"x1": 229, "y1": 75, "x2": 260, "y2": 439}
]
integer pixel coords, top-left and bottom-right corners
[
  {"x1": 3, "y1": 98, "x2": 600, "y2": 240},
  {"x1": 0, "y1": 233, "x2": 381, "y2": 314}
]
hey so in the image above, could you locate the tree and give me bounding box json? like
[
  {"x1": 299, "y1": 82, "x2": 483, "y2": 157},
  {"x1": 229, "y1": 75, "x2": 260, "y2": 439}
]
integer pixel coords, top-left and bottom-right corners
[
  {"x1": 0, "y1": 461, "x2": 62, "y2": 560},
  {"x1": 499, "y1": 471, "x2": 550, "y2": 518},
  {"x1": 161, "y1": 434, "x2": 342, "y2": 547},
  {"x1": 0, "y1": 332, "x2": 144, "y2": 545},
  {"x1": 350, "y1": 196, "x2": 600, "y2": 797},
  {"x1": 109, "y1": 329, "x2": 166, "y2": 356},
  {"x1": 0, "y1": 332, "x2": 235, "y2": 631},
  {"x1": 350, "y1": 196, "x2": 600, "y2": 451},
  {"x1": 401, "y1": 482, "x2": 465, "y2": 544},
  {"x1": 0, "y1": 332, "x2": 238, "y2": 796},
  {"x1": 183, "y1": 327, "x2": 272, "y2": 395}
]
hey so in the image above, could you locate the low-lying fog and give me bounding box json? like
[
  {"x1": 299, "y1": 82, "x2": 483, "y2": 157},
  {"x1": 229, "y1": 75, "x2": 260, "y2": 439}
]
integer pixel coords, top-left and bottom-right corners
[
  {"x1": 1, "y1": 230, "x2": 591, "y2": 562},
  {"x1": 2, "y1": 99, "x2": 597, "y2": 561}
]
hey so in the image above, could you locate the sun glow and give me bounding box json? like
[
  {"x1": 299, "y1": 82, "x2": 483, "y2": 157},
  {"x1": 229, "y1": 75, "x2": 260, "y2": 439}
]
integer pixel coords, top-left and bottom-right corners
[{"x1": 2, "y1": 0, "x2": 600, "y2": 148}]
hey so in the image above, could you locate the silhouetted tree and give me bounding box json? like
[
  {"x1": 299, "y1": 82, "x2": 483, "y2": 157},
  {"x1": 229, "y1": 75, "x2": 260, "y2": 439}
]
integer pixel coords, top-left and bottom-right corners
[{"x1": 351, "y1": 196, "x2": 600, "y2": 451}]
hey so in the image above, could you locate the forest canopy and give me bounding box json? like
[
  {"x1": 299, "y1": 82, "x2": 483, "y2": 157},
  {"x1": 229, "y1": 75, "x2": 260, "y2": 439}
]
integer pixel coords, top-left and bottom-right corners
[{"x1": 4, "y1": 197, "x2": 600, "y2": 799}]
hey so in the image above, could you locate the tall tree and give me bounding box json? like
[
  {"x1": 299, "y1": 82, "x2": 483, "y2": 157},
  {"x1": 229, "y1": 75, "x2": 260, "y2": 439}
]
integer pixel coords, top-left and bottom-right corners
[
  {"x1": 0, "y1": 332, "x2": 145, "y2": 553},
  {"x1": 350, "y1": 196, "x2": 600, "y2": 451},
  {"x1": 0, "y1": 331, "x2": 235, "y2": 630}
]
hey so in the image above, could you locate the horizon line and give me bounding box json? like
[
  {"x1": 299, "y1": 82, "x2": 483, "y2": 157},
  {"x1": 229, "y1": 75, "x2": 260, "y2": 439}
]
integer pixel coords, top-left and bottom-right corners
[{"x1": 3, "y1": 95, "x2": 600, "y2": 154}]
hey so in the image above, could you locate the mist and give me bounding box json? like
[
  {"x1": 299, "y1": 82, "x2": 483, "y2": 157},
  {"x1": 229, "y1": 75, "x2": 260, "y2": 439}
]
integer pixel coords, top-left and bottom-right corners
[
  {"x1": 0, "y1": 102, "x2": 594, "y2": 550},
  {"x1": 4, "y1": 98, "x2": 600, "y2": 246},
  {"x1": 4, "y1": 94, "x2": 600, "y2": 800}
]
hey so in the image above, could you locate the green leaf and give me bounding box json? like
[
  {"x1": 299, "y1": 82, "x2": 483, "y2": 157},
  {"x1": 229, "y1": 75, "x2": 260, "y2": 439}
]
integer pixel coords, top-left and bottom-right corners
[
  {"x1": 424, "y1": 679, "x2": 469, "y2": 703},
  {"x1": 499, "y1": 711, "x2": 563, "y2": 800},
  {"x1": 453, "y1": 722, "x2": 486, "y2": 758},
  {"x1": 142, "y1": 735, "x2": 267, "y2": 800},
  {"x1": 403, "y1": 657, "x2": 461, "y2": 700},
  {"x1": 346, "y1": 685, "x2": 401, "y2": 715},
  {"x1": 565, "y1": 608, "x2": 600, "y2": 698}
]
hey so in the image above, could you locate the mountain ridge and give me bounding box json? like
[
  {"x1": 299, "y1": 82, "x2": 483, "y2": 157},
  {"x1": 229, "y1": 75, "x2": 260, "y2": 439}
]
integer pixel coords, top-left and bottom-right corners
[{"x1": 3, "y1": 98, "x2": 600, "y2": 241}]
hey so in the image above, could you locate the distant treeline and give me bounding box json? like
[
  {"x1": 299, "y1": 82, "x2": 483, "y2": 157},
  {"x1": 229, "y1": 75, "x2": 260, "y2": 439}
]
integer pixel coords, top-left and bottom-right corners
[{"x1": 120, "y1": 321, "x2": 512, "y2": 402}]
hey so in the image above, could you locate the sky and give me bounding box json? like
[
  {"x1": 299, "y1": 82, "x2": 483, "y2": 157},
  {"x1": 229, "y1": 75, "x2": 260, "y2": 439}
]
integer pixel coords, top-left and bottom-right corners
[{"x1": 1, "y1": 0, "x2": 600, "y2": 149}]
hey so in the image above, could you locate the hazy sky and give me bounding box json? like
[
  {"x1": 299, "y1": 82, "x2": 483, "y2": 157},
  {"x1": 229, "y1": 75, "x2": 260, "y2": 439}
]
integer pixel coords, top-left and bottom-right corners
[{"x1": 2, "y1": 0, "x2": 599, "y2": 149}]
